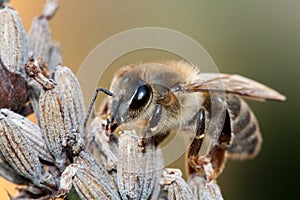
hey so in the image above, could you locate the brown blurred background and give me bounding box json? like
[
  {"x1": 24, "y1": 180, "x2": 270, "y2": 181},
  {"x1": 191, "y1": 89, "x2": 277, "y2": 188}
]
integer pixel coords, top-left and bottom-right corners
[{"x1": 1, "y1": 0, "x2": 299, "y2": 199}]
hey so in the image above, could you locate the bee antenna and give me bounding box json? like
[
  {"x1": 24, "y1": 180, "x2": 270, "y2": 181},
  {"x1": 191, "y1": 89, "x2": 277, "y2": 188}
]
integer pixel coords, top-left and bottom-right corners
[{"x1": 83, "y1": 88, "x2": 114, "y2": 128}]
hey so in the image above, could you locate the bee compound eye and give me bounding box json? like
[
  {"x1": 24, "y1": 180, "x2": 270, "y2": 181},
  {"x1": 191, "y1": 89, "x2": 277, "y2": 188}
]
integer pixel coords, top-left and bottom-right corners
[{"x1": 129, "y1": 84, "x2": 152, "y2": 111}]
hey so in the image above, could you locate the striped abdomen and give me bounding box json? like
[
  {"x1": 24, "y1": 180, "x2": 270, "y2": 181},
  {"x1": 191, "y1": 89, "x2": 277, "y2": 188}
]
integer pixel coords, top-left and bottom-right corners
[{"x1": 226, "y1": 95, "x2": 262, "y2": 159}]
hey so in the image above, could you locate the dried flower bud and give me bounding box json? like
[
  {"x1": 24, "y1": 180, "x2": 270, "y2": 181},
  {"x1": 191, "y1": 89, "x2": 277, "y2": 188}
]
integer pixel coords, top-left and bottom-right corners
[
  {"x1": 0, "y1": 108, "x2": 54, "y2": 163},
  {"x1": 53, "y1": 65, "x2": 86, "y2": 135},
  {"x1": 28, "y1": 0, "x2": 58, "y2": 65},
  {"x1": 160, "y1": 168, "x2": 195, "y2": 200},
  {"x1": 188, "y1": 174, "x2": 224, "y2": 200},
  {"x1": 0, "y1": 6, "x2": 29, "y2": 74},
  {"x1": 48, "y1": 41, "x2": 62, "y2": 73},
  {"x1": 39, "y1": 88, "x2": 67, "y2": 169},
  {"x1": 73, "y1": 151, "x2": 120, "y2": 200},
  {"x1": 0, "y1": 112, "x2": 43, "y2": 186},
  {"x1": 117, "y1": 130, "x2": 159, "y2": 200},
  {"x1": 28, "y1": 16, "x2": 52, "y2": 63}
]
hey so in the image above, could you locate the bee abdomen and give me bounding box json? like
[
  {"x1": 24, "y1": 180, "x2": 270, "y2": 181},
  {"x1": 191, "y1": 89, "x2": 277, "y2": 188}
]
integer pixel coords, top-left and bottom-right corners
[{"x1": 226, "y1": 96, "x2": 262, "y2": 160}]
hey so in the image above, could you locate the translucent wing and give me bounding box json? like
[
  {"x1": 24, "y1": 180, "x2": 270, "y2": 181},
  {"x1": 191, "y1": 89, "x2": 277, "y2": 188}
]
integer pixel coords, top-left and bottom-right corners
[
  {"x1": 178, "y1": 73, "x2": 285, "y2": 158},
  {"x1": 180, "y1": 73, "x2": 286, "y2": 101}
]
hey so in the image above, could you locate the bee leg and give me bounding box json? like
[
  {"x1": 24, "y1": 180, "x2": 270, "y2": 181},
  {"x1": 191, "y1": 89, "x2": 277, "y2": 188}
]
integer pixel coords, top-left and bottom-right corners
[
  {"x1": 218, "y1": 109, "x2": 233, "y2": 148},
  {"x1": 187, "y1": 108, "x2": 206, "y2": 173},
  {"x1": 144, "y1": 104, "x2": 164, "y2": 145},
  {"x1": 149, "y1": 104, "x2": 163, "y2": 131}
]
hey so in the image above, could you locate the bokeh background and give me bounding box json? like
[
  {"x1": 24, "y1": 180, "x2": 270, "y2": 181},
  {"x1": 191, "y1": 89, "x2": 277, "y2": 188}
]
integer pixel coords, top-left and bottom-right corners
[{"x1": 1, "y1": 0, "x2": 299, "y2": 199}]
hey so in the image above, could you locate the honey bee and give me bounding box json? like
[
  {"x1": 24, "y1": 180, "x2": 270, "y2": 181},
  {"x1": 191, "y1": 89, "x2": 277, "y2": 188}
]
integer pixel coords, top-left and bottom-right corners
[{"x1": 91, "y1": 60, "x2": 285, "y2": 178}]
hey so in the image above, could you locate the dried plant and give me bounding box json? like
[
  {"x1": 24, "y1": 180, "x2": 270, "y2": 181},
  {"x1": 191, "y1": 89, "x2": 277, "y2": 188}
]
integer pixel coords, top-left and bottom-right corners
[{"x1": 0, "y1": 1, "x2": 286, "y2": 200}]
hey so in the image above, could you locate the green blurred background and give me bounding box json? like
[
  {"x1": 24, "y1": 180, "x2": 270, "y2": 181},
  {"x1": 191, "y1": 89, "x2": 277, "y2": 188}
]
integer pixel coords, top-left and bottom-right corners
[{"x1": 1, "y1": 0, "x2": 298, "y2": 199}]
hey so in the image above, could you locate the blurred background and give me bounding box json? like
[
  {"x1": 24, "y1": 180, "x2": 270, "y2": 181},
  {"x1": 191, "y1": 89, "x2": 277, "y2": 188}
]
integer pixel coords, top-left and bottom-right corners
[{"x1": 1, "y1": 0, "x2": 299, "y2": 199}]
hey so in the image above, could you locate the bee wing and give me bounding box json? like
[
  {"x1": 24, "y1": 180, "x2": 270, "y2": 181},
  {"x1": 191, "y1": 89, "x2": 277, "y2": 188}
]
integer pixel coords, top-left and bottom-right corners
[{"x1": 180, "y1": 73, "x2": 286, "y2": 101}]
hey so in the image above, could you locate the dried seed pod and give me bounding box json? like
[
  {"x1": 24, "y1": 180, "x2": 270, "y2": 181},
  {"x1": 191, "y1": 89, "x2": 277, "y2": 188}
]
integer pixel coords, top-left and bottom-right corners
[
  {"x1": 188, "y1": 174, "x2": 224, "y2": 200},
  {"x1": 73, "y1": 151, "x2": 120, "y2": 200},
  {"x1": 0, "y1": 112, "x2": 43, "y2": 186},
  {"x1": 117, "y1": 130, "x2": 159, "y2": 200},
  {"x1": 28, "y1": 16, "x2": 52, "y2": 63},
  {"x1": 48, "y1": 41, "x2": 62, "y2": 73},
  {"x1": 0, "y1": 108, "x2": 54, "y2": 163},
  {"x1": 0, "y1": 151, "x2": 29, "y2": 185},
  {"x1": 160, "y1": 168, "x2": 195, "y2": 200},
  {"x1": 39, "y1": 88, "x2": 67, "y2": 169},
  {"x1": 0, "y1": 6, "x2": 29, "y2": 74},
  {"x1": 0, "y1": 59, "x2": 28, "y2": 112},
  {"x1": 53, "y1": 65, "x2": 86, "y2": 135}
]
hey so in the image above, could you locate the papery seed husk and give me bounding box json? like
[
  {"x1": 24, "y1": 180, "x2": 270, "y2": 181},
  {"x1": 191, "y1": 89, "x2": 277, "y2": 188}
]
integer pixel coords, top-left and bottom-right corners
[
  {"x1": 74, "y1": 151, "x2": 120, "y2": 200},
  {"x1": 0, "y1": 60, "x2": 28, "y2": 112},
  {"x1": 28, "y1": 16, "x2": 52, "y2": 64},
  {"x1": 0, "y1": 113, "x2": 43, "y2": 185},
  {"x1": 39, "y1": 88, "x2": 67, "y2": 169},
  {"x1": 0, "y1": 6, "x2": 29, "y2": 75},
  {"x1": 48, "y1": 41, "x2": 62, "y2": 73},
  {"x1": 53, "y1": 66, "x2": 86, "y2": 135},
  {"x1": 188, "y1": 174, "x2": 224, "y2": 200},
  {"x1": 0, "y1": 151, "x2": 29, "y2": 185},
  {"x1": 59, "y1": 163, "x2": 78, "y2": 195},
  {"x1": 117, "y1": 130, "x2": 159, "y2": 200},
  {"x1": 161, "y1": 168, "x2": 195, "y2": 200},
  {"x1": 0, "y1": 108, "x2": 54, "y2": 163}
]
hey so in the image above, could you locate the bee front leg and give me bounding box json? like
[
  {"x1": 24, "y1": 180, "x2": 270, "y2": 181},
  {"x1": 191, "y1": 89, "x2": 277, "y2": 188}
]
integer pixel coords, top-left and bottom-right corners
[
  {"x1": 148, "y1": 104, "x2": 162, "y2": 132},
  {"x1": 187, "y1": 108, "x2": 207, "y2": 173},
  {"x1": 144, "y1": 104, "x2": 165, "y2": 145}
]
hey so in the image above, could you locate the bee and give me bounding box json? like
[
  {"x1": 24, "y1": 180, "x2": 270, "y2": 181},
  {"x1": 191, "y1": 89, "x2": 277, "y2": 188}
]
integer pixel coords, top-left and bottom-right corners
[{"x1": 88, "y1": 60, "x2": 285, "y2": 178}]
